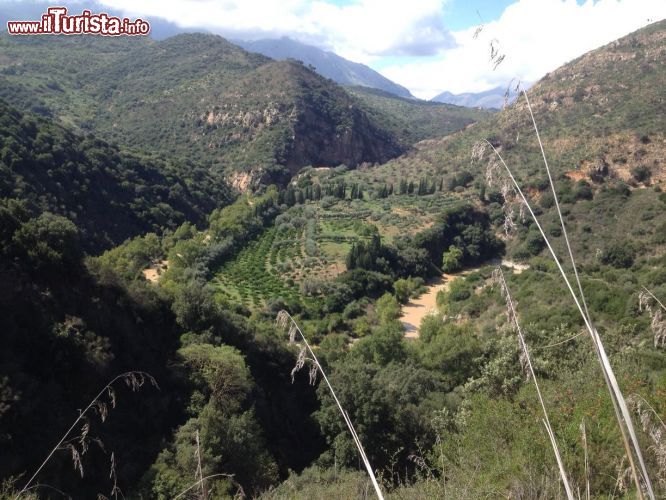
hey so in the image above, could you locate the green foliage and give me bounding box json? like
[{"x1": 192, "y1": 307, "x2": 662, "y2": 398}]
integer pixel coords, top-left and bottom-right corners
[
  {"x1": 442, "y1": 245, "x2": 463, "y2": 273},
  {"x1": 0, "y1": 37, "x2": 402, "y2": 180},
  {"x1": 375, "y1": 293, "x2": 401, "y2": 324},
  {"x1": 414, "y1": 204, "x2": 503, "y2": 269},
  {"x1": 12, "y1": 212, "x2": 81, "y2": 271},
  {"x1": 97, "y1": 232, "x2": 162, "y2": 281},
  {"x1": 348, "y1": 85, "x2": 491, "y2": 148},
  {"x1": 600, "y1": 242, "x2": 635, "y2": 268},
  {"x1": 393, "y1": 276, "x2": 424, "y2": 304},
  {"x1": 315, "y1": 354, "x2": 446, "y2": 472},
  {"x1": 0, "y1": 99, "x2": 231, "y2": 252},
  {"x1": 179, "y1": 344, "x2": 252, "y2": 411}
]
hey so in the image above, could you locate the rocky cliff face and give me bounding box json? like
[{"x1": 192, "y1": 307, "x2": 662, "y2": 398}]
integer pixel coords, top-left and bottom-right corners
[
  {"x1": 189, "y1": 59, "x2": 403, "y2": 186},
  {"x1": 0, "y1": 34, "x2": 405, "y2": 189},
  {"x1": 288, "y1": 101, "x2": 401, "y2": 171}
]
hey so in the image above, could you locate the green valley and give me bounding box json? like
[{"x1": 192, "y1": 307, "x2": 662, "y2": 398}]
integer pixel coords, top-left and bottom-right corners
[{"x1": 0, "y1": 14, "x2": 664, "y2": 500}]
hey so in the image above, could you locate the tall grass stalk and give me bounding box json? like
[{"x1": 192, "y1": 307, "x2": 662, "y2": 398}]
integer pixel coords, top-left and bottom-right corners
[
  {"x1": 172, "y1": 474, "x2": 241, "y2": 500},
  {"x1": 15, "y1": 371, "x2": 158, "y2": 500},
  {"x1": 639, "y1": 287, "x2": 666, "y2": 348},
  {"x1": 478, "y1": 96, "x2": 655, "y2": 497},
  {"x1": 640, "y1": 287, "x2": 666, "y2": 313},
  {"x1": 276, "y1": 310, "x2": 384, "y2": 500},
  {"x1": 581, "y1": 419, "x2": 590, "y2": 500},
  {"x1": 494, "y1": 267, "x2": 574, "y2": 500},
  {"x1": 521, "y1": 90, "x2": 654, "y2": 499}
]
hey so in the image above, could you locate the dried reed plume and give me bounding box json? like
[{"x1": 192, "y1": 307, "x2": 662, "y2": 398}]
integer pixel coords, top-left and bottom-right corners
[
  {"x1": 171, "y1": 429, "x2": 245, "y2": 500},
  {"x1": 493, "y1": 267, "x2": 574, "y2": 500},
  {"x1": 628, "y1": 394, "x2": 666, "y2": 490},
  {"x1": 474, "y1": 89, "x2": 656, "y2": 499},
  {"x1": 638, "y1": 288, "x2": 666, "y2": 348},
  {"x1": 276, "y1": 310, "x2": 385, "y2": 500},
  {"x1": 15, "y1": 371, "x2": 158, "y2": 500}
]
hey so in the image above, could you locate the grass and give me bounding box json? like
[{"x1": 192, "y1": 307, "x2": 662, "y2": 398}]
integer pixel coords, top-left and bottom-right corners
[
  {"x1": 478, "y1": 88, "x2": 657, "y2": 498},
  {"x1": 14, "y1": 372, "x2": 158, "y2": 499},
  {"x1": 493, "y1": 267, "x2": 574, "y2": 499},
  {"x1": 277, "y1": 311, "x2": 384, "y2": 500}
]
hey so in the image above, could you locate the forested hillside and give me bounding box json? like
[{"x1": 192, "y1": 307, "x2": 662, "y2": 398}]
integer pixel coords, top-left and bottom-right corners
[
  {"x1": 0, "y1": 99, "x2": 232, "y2": 251},
  {"x1": 0, "y1": 17, "x2": 664, "y2": 500},
  {"x1": 0, "y1": 32, "x2": 489, "y2": 189}
]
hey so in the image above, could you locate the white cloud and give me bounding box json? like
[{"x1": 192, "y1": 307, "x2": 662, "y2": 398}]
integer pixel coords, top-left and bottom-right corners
[
  {"x1": 95, "y1": 0, "x2": 455, "y2": 62},
  {"x1": 381, "y1": 0, "x2": 666, "y2": 99},
  {"x1": 67, "y1": 0, "x2": 666, "y2": 98}
]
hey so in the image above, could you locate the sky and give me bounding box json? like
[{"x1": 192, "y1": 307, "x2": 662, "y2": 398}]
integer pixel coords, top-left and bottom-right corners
[{"x1": 4, "y1": 0, "x2": 666, "y2": 98}]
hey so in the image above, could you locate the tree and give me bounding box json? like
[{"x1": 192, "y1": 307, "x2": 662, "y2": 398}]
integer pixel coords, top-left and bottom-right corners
[
  {"x1": 442, "y1": 245, "x2": 463, "y2": 273},
  {"x1": 12, "y1": 212, "x2": 81, "y2": 270},
  {"x1": 375, "y1": 293, "x2": 401, "y2": 324},
  {"x1": 393, "y1": 278, "x2": 412, "y2": 304}
]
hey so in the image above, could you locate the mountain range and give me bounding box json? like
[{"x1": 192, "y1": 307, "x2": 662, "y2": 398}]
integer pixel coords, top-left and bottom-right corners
[
  {"x1": 431, "y1": 85, "x2": 522, "y2": 109},
  {"x1": 237, "y1": 37, "x2": 413, "y2": 98},
  {"x1": 0, "y1": 32, "x2": 486, "y2": 190}
]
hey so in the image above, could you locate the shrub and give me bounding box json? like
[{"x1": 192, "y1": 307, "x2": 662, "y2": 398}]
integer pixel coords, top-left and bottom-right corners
[
  {"x1": 442, "y1": 245, "x2": 463, "y2": 273},
  {"x1": 600, "y1": 243, "x2": 634, "y2": 268},
  {"x1": 631, "y1": 165, "x2": 652, "y2": 183}
]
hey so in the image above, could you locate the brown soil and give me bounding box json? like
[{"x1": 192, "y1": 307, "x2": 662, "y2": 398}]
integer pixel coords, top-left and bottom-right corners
[{"x1": 142, "y1": 260, "x2": 169, "y2": 283}]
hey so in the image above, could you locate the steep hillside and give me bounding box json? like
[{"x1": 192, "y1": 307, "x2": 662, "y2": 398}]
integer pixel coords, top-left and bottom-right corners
[
  {"x1": 348, "y1": 86, "x2": 492, "y2": 147},
  {"x1": 0, "y1": 33, "x2": 403, "y2": 187},
  {"x1": 325, "y1": 20, "x2": 665, "y2": 265},
  {"x1": 0, "y1": 99, "x2": 232, "y2": 251},
  {"x1": 368, "y1": 20, "x2": 665, "y2": 195},
  {"x1": 237, "y1": 37, "x2": 413, "y2": 98}
]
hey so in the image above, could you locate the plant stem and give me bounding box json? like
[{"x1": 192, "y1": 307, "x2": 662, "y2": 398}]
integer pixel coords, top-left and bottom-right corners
[
  {"x1": 15, "y1": 371, "x2": 156, "y2": 500},
  {"x1": 279, "y1": 311, "x2": 384, "y2": 500},
  {"x1": 496, "y1": 268, "x2": 574, "y2": 500},
  {"x1": 484, "y1": 140, "x2": 654, "y2": 500}
]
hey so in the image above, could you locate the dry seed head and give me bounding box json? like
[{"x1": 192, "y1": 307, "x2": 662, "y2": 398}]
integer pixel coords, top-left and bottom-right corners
[
  {"x1": 308, "y1": 363, "x2": 318, "y2": 386},
  {"x1": 95, "y1": 401, "x2": 109, "y2": 423},
  {"x1": 503, "y1": 207, "x2": 517, "y2": 236},
  {"x1": 407, "y1": 454, "x2": 429, "y2": 472},
  {"x1": 503, "y1": 83, "x2": 512, "y2": 110},
  {"x1": 288, "y1": 324, "x2": 298, "y2": 344},
  {"x1": 291, "y1": 346, "x2": 307, "y2": 384},
  {"x1": 68, "y1": 445, "x2": 84, "y2": 478},
  {"x1": 80, "y1": 421, "x2": 90, "y2": 443},
  {"x1": 276, "y1": 310, "x2": 290, "y2": 330},
  {"x1": 639, "y1": 291, "x2": 652, "y2": 313},
  {"x1": 493, "y1": 54, "x2": 506, "y2": 70},
  {"x1": 651, "y1": 309, "x2": 665, "y2": 348},
  {"x1": 489, "y1": 39, "x2": 499, "y2": 60},
  {"x1": 471, "y1": 141, "x2": 487, "y2": 163},
  {"x1": 485, "y1": 158, "x2": 500, "y2": 187},
  {"x1": 107, "y1": 387, "x2": 116, "y2": 409},
  {"x1": 615, "y1": 459, "x2": 631, "y2": 494}
]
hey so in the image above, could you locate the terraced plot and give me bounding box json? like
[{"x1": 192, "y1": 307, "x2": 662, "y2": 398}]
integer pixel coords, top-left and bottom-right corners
[{"x1": 213, "y1": 192, "x2": 469, "y2": 309}]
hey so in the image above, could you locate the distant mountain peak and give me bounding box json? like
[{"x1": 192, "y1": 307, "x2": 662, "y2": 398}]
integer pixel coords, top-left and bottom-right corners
[
  {"x1": 431, "y1": 85, "x2": 523, "y2": 110},
  {"x1": 236, "y1": 37, "x2": 413, "y2": 99}
]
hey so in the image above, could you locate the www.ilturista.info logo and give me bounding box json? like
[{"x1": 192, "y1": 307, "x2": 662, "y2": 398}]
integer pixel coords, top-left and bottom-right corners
[{"x1": 7, "y1": 7, "x2": 150, "y2": 36}]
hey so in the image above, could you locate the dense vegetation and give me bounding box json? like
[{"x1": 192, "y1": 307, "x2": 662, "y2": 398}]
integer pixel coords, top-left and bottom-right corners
[
  {"x1": 0, "y1": 18, "x2": 664, "y2": 500},
  {"x1": 0, "y1": 99, "x2": 232, "y2": 251},
  {"x1": 348, "y1": 86, "x2": 492, "y2": 147},
  {"x1": 0, "y1": 35, "x2": 356, "y2": 185}
]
